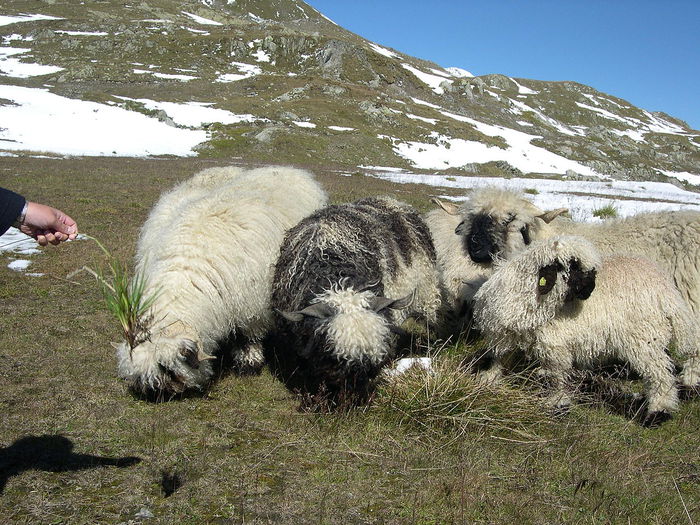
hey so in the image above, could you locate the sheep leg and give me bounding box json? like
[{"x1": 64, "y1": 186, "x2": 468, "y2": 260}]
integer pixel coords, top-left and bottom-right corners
[
  {"x1": 475, "y1": 355, "x2": 504, "y2": 385},
  {"x1": 678, "y1": 355, "x2": 700, "y2": 396},
  {"x1": 536, "y1": 352, "x2": 574, "y2": 413},
  {"x1": 625, "y1": 347, "x2": 678, "y2": 425},
  {"x1": 231, "y1": 341, "x2": 265, "y2": 375},
  {"x1": 539, "y1": 368, "x2": 573, "y2": 413}
]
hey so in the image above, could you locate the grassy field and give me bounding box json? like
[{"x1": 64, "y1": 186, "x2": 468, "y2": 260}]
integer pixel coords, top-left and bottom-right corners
[{"x1": 1, "y1": 157, "x2": 699, "y2": 524}]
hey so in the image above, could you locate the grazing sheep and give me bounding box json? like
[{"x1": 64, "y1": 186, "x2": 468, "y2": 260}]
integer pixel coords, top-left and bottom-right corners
[
  {"x1": 424, "y1": 201, "x2": 491, "y2": 337},
  {"x1": 473, "y1": 235, "x2": 700, "y2": 424},
  {"x1": 116, "y1": 166, "x2": 328, "y2": 395},
  {"x1": 444, "y1": 187, "x2": 700, "y2": 317},
  {"x1": 266, "y1": 196, "x2": 442, "y2": 406}
]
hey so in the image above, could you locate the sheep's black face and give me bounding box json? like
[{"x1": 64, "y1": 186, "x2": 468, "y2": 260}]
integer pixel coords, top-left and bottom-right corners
[
  {"x1": 460, "y1": 213, "x2": 501, "y2": 263},
  {"x1": 537, "y1": 258, "x2": 596, "y2": 302},
  {"x1": 565, "y1": 258, "x2": 596, "y2": 301}
]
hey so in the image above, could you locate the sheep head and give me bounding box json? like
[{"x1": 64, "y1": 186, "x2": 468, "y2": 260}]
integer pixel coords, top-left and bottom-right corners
[
  {"x1": 455, "y1": 188, "x2": 569, "y2": 264},
  {"x1": 277, "y1": 284, "x2": 414, "y2": 366},
  {"x1": 473, "y1": 235, "x2": 600, "y2": 337}
]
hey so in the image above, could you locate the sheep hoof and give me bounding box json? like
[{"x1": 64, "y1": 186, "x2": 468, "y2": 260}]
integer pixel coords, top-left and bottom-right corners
[{"x1": 643, "y1": 410, "x2": 672, "y2": 428}]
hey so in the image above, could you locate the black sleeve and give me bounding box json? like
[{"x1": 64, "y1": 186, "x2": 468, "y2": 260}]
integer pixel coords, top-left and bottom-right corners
[{"x1": 0, "y1": 187, "x2": 27, "y2": 236}]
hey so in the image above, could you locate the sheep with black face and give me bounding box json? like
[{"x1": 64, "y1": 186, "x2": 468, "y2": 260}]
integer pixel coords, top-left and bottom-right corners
[
  {"x1": 266, "y1": 196, "x2": 442, "y2": 407},
  {"x1": 443, "y1": 187, "x2": 700, "y2": 318},
  {"x1": 424, "y1": 199, "x2": 491, "y2": 338},
  {"x1": 473, "y1": 235, "x2": 700, "y2": 425}
]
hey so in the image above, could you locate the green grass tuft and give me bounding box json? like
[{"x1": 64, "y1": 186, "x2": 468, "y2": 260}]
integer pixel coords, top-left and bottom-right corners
[
  {"x1": 81, "y1": 235, "x2": 158, "y2": 351},
  {"x1": 592, "y1": 203, "x2": 618, "y2": 219}
]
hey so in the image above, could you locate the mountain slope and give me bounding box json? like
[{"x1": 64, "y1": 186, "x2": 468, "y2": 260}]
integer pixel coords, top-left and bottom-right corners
[{"x1": 1, "y1": 0, "x2": 698, "y2": 185}]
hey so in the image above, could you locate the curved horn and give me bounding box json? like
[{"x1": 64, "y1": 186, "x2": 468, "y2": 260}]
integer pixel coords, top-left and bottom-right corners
[
  {"x1": 537, "y1": 208, "x2": 568, "y2": 224},
  {"x1": 431, "y1": 197, "x2": 461, "y2": 216}
]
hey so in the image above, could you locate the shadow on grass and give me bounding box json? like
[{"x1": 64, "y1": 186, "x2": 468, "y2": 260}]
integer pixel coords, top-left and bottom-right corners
[{"x1": 0, "y1": 434, "x2": 141, "y2": 494}]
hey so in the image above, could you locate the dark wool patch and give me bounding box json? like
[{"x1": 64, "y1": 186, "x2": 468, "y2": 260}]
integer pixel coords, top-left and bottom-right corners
[
  {"x1": 268, "y1": 197, "x2": 433, "y2": 406},
  {"x1": 465, "y1": 213, "x2": 506, "y2": 263},
  {"x1": 565, "y1": 258, "x2": 597, "y2": 301},
  {"x1": 537, "y1": 261, "x2": 563, "y2": 297}
]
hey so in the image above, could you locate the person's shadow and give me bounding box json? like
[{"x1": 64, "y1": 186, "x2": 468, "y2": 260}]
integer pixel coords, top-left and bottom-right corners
[{"x1": 0, "y1": 434, "x2": 141, "y2": 494}]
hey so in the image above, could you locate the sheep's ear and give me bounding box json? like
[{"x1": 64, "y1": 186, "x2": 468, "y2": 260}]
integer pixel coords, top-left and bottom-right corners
[
  {"x1": 370, "y1": 291, "x2": 415, "y2": 312},
  {"x1": 277, "y1": 303, "x2": 335, "y2": 322},
  {"x1": 537, "y1": 208, "x2": 568, "y2": 224},
  {"x1": 431, "y1": 197, "x2": 461, "y2": 216},
  {"x1": 455, "y1": 220, "x2": 468, "y2": 235},
  {"x1": 537, "y1": 264, "x2": 559, "y2": 295}
]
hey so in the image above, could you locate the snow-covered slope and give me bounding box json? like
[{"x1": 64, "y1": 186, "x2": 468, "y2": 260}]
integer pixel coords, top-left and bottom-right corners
[{"x1": 0, "y1": 0, "x2": 698, "y2": 184}]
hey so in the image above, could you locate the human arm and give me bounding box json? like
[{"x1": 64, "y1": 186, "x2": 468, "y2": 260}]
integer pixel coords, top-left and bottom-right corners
[{"x1": 0, "y1": 187, "x2": 26, "y2": 237}]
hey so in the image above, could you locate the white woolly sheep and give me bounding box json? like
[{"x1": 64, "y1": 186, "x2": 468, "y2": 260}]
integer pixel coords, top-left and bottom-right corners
[
  {"x1": 266, "y1": 196, "x2": 442, "y2": 407},
  {"x1": 115, "y1": 166, "x2": 328, "y2": 395},
  {"x1": 473, "y1": 235, "x2": 700, "y2": 425},
  {"x1": 424, "y1": 201, "x2": 491, "y2": 337},
  {"x1": 442, "y1": 187, "x2": 700, "y2": 317}
]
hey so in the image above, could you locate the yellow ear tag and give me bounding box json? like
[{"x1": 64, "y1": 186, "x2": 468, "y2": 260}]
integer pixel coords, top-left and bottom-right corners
[{"x1": 539, "y1": 276, "x2": 547, "y2": 287}]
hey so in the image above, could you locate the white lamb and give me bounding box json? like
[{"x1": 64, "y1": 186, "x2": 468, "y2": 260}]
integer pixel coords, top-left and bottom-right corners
[
  {"x1": 115, "y1": 165, "x2": 328, "y2": 395},
  {"x1": 448, "y1": 187, "x2": 700, "y2": 317},
  {"x1": 473, "y1": 235, "x2": 700, "y2": 425}
]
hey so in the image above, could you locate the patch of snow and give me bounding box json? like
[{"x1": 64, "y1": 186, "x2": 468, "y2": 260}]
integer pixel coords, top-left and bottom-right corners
[
  {"x1": 185, "y1": 27, "x2": 210, "y2": 35},
  {"x1": 0, "y1": 14, "x2": 63, "y2": 27},
  {"x1": 133, "y1": 68, "x2": 196, "y2": 81},
  {"x1": 54, "y1": 30, "x2": 109, "y2": 36},
  {"x1": 328, "y1": 126, "x2": 355, "y2": 131},
  {"x1": 359, "y1": 165, "x2": 407, "y2": 173},
  {"x1": 370, "y1": 172, "x2": 700, "y2": 222},
  {"x1": 8, "y1": 259, "x2": 31, "y2": 271},
  {"x1": 401, "y1": 63, "x2": 451, "y2": 94},
  {"x1": 292, "y1": 121, "x2": 316, "y2": 128},
  {"x1": 406, "y1": 113, "x2": 438, "y2": 125},
  {"x1": 608, "y1": 128, "x2": 646, "y2": 142},
  {"x1": 446, "y1": 67, "x2": 474, "y2": 78},
  {"x1": 428, "y1": 68, "x2": 451, "y2": 79},
  {"x1": 0, "y1": 85, "x2": 208, "y2": 156},
  {"x1": 508, "y1": 99, "x2": 581, "y2": 136},
  {"x1": 247, "y1": 12, "x2": 265, "y2": 24},
  {"x1": 385, "y1": 357, "x2": 433, "y2": 377},
  {"x1": 3, "y1": 34, "x2": 34, "y2": 43},
  {"x1": 216, "y1": 61, "x2": 262, "y2": 82},
  {"x1": 511, "y1": 78, "x2": 538, "y2": 95},
  {"x1": 659, "y1": 169, "x2": 700, "y2": 186},
  {"x1": 411, "y1": 97, "x2": 441, "y2": 110},
  {"x1": 0, "y1": 46, "x2": 64, "y2": 78},
  {"x1": 0, "y1": 227, "x2": 41, "y2": 255},
  {"x1": 382, "y1": 117, "x2": 602, "y2": 177},
  {"x1": 115, "y1": 96, "x2": 264, "y2": 127},
  {"x1": 369, "y1": 43, "x2": 398, "y2": 59},
  {"x1": 582, "y1": 93, "x2": 601, "y2": 106},
  {"x1": 251, "y1": 49, "x2": 271, "y2": 63},
  {"x1": 182, "y1": 11, "x2": 223, "y2": 26}
]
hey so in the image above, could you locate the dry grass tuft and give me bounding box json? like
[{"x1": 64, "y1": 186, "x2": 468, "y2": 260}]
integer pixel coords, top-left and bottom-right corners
[{"x1": 375, "y1": 350, "x2": 552, "y2": 441}]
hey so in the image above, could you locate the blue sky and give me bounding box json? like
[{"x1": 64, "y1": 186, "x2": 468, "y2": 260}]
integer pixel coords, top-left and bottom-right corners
[{"x1": 304, "y1": 1, "x2": 700, "y2": 131}]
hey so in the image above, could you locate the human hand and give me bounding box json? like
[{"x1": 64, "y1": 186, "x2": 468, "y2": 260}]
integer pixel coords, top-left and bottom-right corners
[{"x1": 19, "y1": 202, "x2": 79, "y2": 246}]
